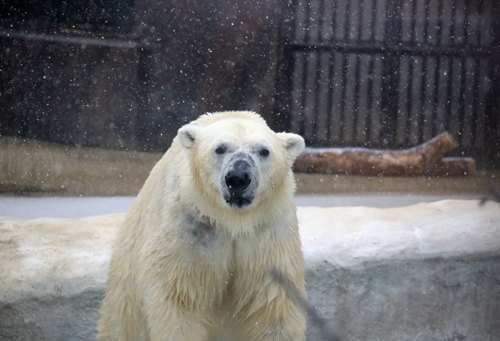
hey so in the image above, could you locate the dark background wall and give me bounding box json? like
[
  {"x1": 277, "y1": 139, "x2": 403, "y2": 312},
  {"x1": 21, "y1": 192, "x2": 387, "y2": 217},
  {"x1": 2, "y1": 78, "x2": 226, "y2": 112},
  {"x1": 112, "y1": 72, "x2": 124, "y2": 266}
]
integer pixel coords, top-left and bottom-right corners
[
  {"x1": 278, "y1": 0, "x2": 500, "y2": 167},
  {"x1": 0, "y1": 0, "x2": 284, "y2": 151},
  {"x1": 1, "y1": 0, "x2": 499, "y2": 167}
]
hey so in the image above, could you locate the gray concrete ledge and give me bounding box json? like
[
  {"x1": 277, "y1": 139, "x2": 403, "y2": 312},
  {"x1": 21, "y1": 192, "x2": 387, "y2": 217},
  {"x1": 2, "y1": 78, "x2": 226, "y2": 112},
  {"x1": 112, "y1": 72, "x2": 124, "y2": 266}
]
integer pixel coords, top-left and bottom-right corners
[
  {"x1": 1, "y1": 200, "x2": 499, "y2": 340},
  {"x1": 0, "y1": 195, "x2": 482, "y2": 220}
]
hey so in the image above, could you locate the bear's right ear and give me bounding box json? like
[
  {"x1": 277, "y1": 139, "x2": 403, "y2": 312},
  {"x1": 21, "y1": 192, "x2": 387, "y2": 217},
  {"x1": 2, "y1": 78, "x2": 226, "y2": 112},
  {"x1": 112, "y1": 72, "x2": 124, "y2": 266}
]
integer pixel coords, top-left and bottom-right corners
[{"x1": 178, "y1": 125, "x2": 201, "y2": 150}]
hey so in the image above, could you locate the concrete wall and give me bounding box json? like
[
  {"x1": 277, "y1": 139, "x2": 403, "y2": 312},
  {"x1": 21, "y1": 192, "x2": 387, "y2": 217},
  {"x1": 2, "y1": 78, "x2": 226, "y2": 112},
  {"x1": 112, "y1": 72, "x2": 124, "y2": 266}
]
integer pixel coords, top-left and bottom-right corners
[
  {"x1": 1, "y1": 200, "x2": 499, "y2": 340},
  {"x1": 306, "y1": 257, "x2": 500, "y2": 340}
]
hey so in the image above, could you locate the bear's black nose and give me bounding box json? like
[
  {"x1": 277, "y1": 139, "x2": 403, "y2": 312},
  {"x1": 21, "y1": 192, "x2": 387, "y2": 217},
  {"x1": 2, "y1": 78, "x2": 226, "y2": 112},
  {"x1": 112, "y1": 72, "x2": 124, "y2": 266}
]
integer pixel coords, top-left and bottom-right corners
[{"x1": 225, "y1": 160, "x2": 251, "y2": 193}]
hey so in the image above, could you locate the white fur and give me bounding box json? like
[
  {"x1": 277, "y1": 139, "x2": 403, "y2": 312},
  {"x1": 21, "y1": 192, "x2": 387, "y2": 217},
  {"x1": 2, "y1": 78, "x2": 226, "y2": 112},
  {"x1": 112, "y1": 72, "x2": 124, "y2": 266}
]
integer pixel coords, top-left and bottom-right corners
[
  {"x1": 278, "y1": 132, "x2": 306, "y2": 162},
  {"x1": 178, "y1": 125, "x2": 201, "y2": 150},
  {"x1": 98, "y1": 111, "x2": 306, "y2": 341}
]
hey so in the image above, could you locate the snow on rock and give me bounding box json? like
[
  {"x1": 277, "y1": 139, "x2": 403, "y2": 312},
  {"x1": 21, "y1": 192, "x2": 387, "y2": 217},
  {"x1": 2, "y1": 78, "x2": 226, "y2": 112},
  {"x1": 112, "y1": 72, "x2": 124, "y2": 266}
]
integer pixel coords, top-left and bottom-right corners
[
  {"x1": 0, "y1": 214, "x2": 122, "y2": 341},
  {"x1": 299, "y1": 199, "x2": 500, "y2": 267},
  {"x1": 300, "y1": 200, "x2": 500, "y2": 340},
  {"x1": 0, "y1": 200, "x2": 499, "y2": 340}
]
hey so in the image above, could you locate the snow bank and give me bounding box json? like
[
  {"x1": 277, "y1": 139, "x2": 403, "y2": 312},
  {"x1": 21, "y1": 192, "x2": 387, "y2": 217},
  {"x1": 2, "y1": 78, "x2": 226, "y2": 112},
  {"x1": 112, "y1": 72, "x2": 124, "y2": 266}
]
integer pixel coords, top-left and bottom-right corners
[
  {"x1": 300, "y1": 200, "x2": 500, "y2": 267},
  {"x1": 0, "y1": 200, "x2": 499, "y2": 340}
]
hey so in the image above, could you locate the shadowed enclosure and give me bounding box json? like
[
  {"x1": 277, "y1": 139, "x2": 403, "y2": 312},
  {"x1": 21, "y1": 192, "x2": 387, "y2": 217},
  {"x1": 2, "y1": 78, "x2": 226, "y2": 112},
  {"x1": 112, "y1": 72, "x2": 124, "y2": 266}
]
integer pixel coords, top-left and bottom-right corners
[
  {"x1": 1, "y1": 0, "x2": 499, "y2": 167},
  {"x1": 275, "y1": 0, "x2": 500, "y2": 168},
  {"x1": 1, "y1": 2, "x2": 500, "y2": 340}
]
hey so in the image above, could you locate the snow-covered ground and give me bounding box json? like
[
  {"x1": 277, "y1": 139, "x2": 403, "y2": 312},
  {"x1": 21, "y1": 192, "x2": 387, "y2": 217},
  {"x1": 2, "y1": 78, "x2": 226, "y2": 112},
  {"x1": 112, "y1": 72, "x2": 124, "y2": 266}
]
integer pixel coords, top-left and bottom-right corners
[{"x1": 0, "y1": 194, "x2": 480, "y2": 219}]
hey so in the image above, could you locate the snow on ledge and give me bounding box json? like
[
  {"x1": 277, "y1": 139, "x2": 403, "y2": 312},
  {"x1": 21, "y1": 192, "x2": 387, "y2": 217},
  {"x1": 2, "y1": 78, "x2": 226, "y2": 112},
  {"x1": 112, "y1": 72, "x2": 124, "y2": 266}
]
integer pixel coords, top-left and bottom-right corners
[
  {"x1": 0, "y1": 200, "x2": 498, "y2": 303},
  {"x1": 1, "y1": 200, "x2": 499, "y2": 340},
  {"x1": 299, "y1": 200, "x2": 500, "y2": 268}
]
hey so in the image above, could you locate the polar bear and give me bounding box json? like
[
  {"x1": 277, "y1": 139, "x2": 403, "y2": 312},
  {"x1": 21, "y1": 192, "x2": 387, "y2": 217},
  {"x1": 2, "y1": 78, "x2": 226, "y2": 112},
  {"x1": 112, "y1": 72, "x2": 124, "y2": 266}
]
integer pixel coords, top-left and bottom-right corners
[{"x1": 97, "y1": 111, "x2": 306, "y2": 341}]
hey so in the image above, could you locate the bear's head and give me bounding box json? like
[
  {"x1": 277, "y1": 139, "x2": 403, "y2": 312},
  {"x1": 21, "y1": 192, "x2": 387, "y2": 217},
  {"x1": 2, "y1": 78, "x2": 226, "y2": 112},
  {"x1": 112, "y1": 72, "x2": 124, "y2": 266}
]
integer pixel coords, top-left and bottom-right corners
[{"x1": 177, "y1": 112, "x2": 304, "y2": 222}]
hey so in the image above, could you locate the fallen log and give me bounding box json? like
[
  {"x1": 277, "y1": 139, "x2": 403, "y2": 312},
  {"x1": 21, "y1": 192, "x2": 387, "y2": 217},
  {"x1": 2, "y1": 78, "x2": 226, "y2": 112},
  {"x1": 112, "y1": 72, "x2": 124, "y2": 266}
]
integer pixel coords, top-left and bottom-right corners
[
  {"x1": 293, "y1": 132, "x2": 475, "y2": 176},
  {"x1": 427, "y1": 157, "x2": 476, "y2": 176}
]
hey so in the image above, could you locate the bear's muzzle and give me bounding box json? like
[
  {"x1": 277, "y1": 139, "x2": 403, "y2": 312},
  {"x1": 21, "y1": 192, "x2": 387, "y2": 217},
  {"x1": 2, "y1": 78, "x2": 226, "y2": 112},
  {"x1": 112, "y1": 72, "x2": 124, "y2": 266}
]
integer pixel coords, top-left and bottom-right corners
[
  {"x1": 223, "y1": 158, "x2": 257, "y2": 209},
  {"x1": 225, "y1": 160, "x2": 252, "y2": 193}
]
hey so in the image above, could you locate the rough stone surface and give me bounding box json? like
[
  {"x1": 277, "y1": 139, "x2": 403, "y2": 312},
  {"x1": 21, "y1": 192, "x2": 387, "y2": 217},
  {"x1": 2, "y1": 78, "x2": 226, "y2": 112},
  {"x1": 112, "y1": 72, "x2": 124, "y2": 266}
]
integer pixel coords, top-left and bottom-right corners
[
  {"x1": 0, "y1": 215, "x2": 119, "y2": 341},
  {"x1": 1, "y1": 200, "x2": 499, "y2": 340},
  {"x1": 299, "y1": 200, "x2": 500, "y2": 340}
]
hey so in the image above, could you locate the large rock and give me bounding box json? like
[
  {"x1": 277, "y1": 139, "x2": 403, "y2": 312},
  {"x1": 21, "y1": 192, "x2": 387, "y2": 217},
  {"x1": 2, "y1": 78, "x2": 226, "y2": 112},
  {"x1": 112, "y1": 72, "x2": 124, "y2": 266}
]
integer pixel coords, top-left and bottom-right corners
[
  {"x1": 0, "y1": 215, "x2": 120, "y2": 341},
  {"x1": 1, "y1": 200, "x2": 499, "y2": 340},
  {"x1": 300, "y1": 200, "x2": 500, "y2": 340}
]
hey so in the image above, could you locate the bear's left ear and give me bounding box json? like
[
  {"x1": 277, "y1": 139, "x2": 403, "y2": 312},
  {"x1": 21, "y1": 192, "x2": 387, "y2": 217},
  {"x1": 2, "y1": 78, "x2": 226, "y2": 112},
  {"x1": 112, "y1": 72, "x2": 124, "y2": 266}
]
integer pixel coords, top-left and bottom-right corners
[
  {"x1": 178, "y1": 125, "x2": 202, "y2": 150},
  {"x1": 277, "y1": 132, "x2": 305, "y2": 162}
]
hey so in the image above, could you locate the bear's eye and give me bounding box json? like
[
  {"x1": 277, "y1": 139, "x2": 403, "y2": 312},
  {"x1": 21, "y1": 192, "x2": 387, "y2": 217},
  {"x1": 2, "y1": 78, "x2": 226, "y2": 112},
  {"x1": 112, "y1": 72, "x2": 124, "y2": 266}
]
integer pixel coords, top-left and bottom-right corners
[
  {"x1": 259, "y1": 148, "x2": 270, "y2": 157},
  {"x1": 215, "y1": 146, "x2": 226, "y2": 155}
]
